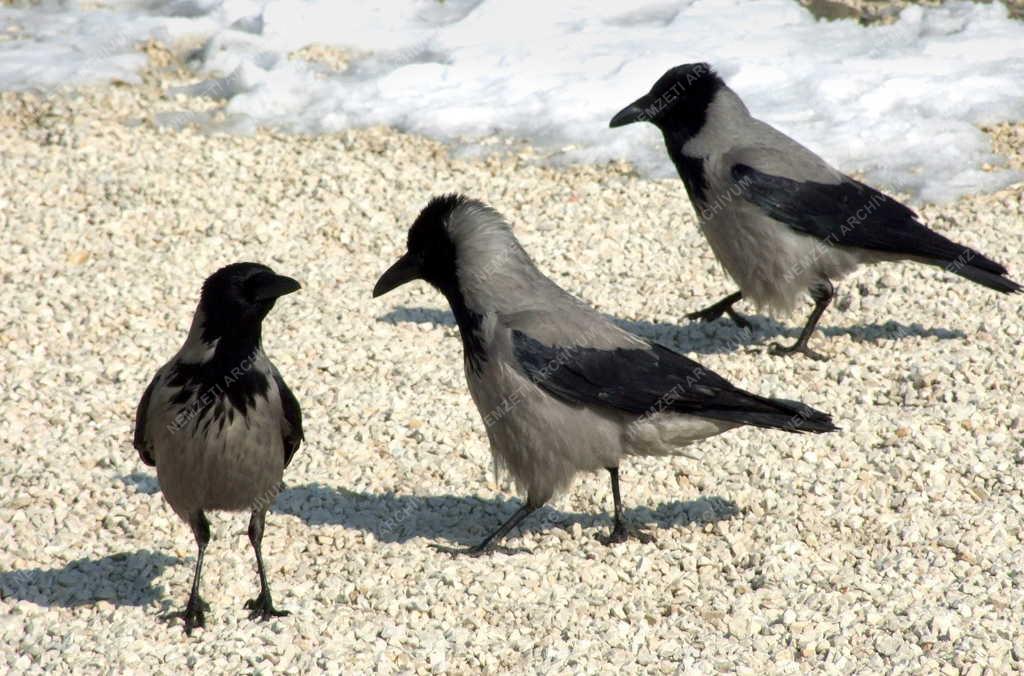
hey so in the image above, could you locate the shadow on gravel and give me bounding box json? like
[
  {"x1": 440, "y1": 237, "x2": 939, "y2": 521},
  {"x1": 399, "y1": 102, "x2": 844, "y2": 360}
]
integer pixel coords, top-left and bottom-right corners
[
  {"x1": 378, "y1": 306, "x2": 965, "y2": 356},
  {"x1": 378, "y1": 306, "x2": 455, "y2": 328},
  {"x1": 273, "y1": 483, "x2": 739, "y2": 546},
  {"x1": 818, "y1": 321, "x2": 966, "y2": 343},
  {"x1": 119, "y1": 471, "x2": 160, "y2": 495},
  {"x1": 0, "y1": 551, "x2": 179, "y2": 608}
]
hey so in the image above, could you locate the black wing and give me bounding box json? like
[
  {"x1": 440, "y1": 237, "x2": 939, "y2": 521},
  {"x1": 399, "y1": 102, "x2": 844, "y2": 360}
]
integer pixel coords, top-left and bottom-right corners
[
  {"x1": 275, "y1": 372, "x2": 303, "y2": 468},
  {"x1": 133, "y1": 378, "x2": 157, "y2": 466},
  {"x1": 512, "y1": 331, "x2": 834, "y2": 433},
  {"x1": 731, "y1": 164, "x2": 1018, "y2": 292}
]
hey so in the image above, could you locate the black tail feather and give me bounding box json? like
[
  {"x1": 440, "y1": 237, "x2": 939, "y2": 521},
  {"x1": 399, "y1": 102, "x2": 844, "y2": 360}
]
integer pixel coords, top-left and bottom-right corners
[
  {"x1": 943, "y1": 260, "x2": 1022, "y2": 294},
  {"x1": 701, "y1": 397, "x2": 838, "y2": 434},
  {"x1": 762, "y1": 398, "x2": 837, "y2": 434}
]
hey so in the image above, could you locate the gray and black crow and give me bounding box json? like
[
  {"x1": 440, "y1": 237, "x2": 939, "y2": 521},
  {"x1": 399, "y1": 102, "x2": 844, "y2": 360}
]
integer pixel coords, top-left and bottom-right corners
[
  {"x1": 611, "y1": 63, "x2": 1021, "y2": 359},
  {"x1": 373, "y1": 194, "x2": 836, "y2": 555},
  {"x1": 134, "y1": 262, "x2": 303, "y2": 635}
]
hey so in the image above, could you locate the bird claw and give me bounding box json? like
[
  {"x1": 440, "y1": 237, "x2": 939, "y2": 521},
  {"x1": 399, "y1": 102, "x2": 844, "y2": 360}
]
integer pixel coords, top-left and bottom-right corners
[
  {"x1": 164, "y1": 595, "x2": 208, "y2": 636},
  {"x1": 430, "y1": 542, "x2": 531, "y2": 558},
  {"x1": 244, "y1": 591, "x2": 289, "y2": 622},
  {"x1": 597, "y1": 522, "x2": 656, "y2": 546},
  {"x1": 768, "y1": 341, "x2": 828, "y2": 361}
]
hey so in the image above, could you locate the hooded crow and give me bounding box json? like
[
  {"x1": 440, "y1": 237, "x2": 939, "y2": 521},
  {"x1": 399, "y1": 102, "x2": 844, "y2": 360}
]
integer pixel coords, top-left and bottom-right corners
[
  {"x1": 133, "y1": 262, "x2": 303, "y2": 635},
  {"x1": 373, "y1": 194, "x2": 836, "y2": 555},
  {"x1": 610, "y1": 63, "x2": 1021, "y2": 359}
]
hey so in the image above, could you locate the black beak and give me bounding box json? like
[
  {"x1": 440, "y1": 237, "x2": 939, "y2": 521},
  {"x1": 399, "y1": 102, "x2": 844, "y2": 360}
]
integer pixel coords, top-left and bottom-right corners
[
  {"x1": 609, "y1": 95, "x2": 651, "y2": 128},
  {"x1": 251, "y1": 273, "x2": 301, "y2": 301},
  {"x1": 373, "y1": 252, "x2": 421, "y2": 298}
]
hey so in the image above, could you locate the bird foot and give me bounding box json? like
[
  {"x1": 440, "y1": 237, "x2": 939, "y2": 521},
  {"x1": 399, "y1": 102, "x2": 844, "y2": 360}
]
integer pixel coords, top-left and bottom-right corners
[
  {"x1": 597, "y1": 522, "x2": 656, "y2": 546},
  {"x1": 430, "y1": 542, "x2": 531, "y2": 558},
  {"x1": 686, "y1": 306, "x2": 751, "y2": 330},
  {"x1": 244, "y1": 590, "x2": 289, "y2": 622},
  {"x1": 165, "y1": 595, "x2": 208, "y2": 636},
  {"x1": 768, "y1": 341, "x2": 827, "y2": 361}
]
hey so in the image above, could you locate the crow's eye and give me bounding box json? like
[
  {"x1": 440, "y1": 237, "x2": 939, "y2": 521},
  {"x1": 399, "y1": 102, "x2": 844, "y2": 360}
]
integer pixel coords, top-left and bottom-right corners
[{"x1": 241, "y1": 272, "x2": 271, "y2": 302}]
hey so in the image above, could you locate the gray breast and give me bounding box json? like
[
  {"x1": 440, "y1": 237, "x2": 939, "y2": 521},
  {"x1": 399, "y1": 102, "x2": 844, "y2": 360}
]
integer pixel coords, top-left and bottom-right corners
[
  {"x1": 463, "y1": 317, "x2": 630, "y2": 504},
  {"x1": 143, "y1": 354, "x2": 287, "y2": 519}
]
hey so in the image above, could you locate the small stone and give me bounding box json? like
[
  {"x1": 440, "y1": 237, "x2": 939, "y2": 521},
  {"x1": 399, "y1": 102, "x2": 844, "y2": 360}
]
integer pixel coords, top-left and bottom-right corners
[{"x1": 875, "y1": 635, "x2": 900, "y2": 657}]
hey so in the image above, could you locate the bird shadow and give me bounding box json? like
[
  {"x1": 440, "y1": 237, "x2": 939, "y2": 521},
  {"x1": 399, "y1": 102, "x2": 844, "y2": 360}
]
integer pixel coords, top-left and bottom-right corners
[
  {"x1": 378, "y1": 306, "x2": 455, "y2": 328},
  {"x1": 0, "y1": 551, "x2": 180, "y2": 608},
  {"x1": 818, "y1": 320, "x2": 966, "y2": 342},
  {"x1": 271, "y1": 483, "x2": 739, "y2": 547},
  {"x1": 377, "y1": 305, "x2": 965, "y2": 355},
  {"x1": 119, "y1": 471, "x2": 160, "y2": 495}
]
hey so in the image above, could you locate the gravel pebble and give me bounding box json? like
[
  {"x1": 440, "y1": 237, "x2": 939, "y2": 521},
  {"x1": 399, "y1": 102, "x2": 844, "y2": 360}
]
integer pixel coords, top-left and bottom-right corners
[{"x1": 1, "y1": 43, "x2": 1023, "y2": 674}]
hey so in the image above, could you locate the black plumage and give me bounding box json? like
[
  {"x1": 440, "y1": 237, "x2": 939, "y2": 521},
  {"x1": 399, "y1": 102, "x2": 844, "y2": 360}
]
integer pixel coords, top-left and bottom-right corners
[
  {"x1": 513, "y1": 332, "x2": 835, "y2": 433},
  {"x1": 273, "y1": 371, "x2": 303, "y2": 467},
  {"x1": 133, "y1": 380, "x2": 156, "y2": 467},
  {"x1": 732, "y1": 164, "x2": 1022, "y2": 294}
]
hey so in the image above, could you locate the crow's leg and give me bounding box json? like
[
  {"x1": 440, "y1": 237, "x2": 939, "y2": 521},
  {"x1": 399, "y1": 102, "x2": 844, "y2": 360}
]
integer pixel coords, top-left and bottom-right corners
[
  {"x1": 686, "y1": 291, "x2": 750, "y2": 329},
  {"x1": 432, "y1": 500, "x2": 540, "y2": 557},
  {"x1": 179, "y1": 511, "x2": 210, "y2": 636},
  {"x1": 598, "y1": 467, "x2": 654, "y2": 545},
  {"x1": 244, "y1": 510, "x2": 289, "y2": 621},
  {"x1": 769, "y1": 281, "x2": 834, "y2": 361}
]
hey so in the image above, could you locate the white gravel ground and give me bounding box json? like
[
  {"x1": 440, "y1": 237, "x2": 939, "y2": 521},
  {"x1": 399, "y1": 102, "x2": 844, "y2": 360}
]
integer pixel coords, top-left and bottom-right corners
[{"x1": 1, "y1": 54, "x2": 1024, "y2": 673}]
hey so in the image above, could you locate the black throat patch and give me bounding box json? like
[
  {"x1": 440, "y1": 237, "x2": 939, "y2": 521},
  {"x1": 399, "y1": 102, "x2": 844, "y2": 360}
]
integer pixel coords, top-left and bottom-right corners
[
  {"x1": 407, "y1": 194, "x2": 489, "y2": 374},
  {"x1": 665, "y1": 144, "x2": 709, "y2": 207},
  {"x1": 167, "y1": 336, "x2": 270, "y2": 436},
  {"x1": 447, "y1": 291, "x2": 487, "y2": 375}
]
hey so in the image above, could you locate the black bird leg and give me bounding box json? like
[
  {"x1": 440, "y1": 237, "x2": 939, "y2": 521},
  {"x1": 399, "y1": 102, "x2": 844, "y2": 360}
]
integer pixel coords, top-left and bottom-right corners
[
  {"x1": 686, "y1": 291, "x2": 750, "y2": 329},
  {"x1": 769, "y1": 281, "x2": 834, "y2": 361},
  {"x1": 244, "y1": 510, "x2": 289, "y2": 621},
  {"x1": 180, "y1": 511, "x2": 210, "y2": 636},
  {"x1": 432, "y1": 501, "x2": 540, "y2": 557},
  {"x1": 598, "y1": 467, "x2": 654, "y2": 545}
]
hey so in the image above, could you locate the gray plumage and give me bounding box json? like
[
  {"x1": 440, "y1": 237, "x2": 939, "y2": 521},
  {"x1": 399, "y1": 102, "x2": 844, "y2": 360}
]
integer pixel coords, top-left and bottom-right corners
[
  {"x1": 610, "y1": 63, "x2": 1021, "y2": 359},
  {"x1": 134, "y1": 262, "x2": 302, "y2": 634},
  {"x1": 138, "y1": 328, "x2": 290, "y2": 516},
  {"x1": 373, "y1": 194, "x2": 835, "y2": 554}
]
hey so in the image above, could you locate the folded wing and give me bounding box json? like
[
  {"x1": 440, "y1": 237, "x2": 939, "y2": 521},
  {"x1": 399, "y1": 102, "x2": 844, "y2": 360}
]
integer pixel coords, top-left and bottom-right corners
[
  {"x1": 273, "y1": 371, "x2": 303, "y2": 468},
  {"x1": 133, "y1": 376, "x2": 157, "y2": 466},
  {"x1": 512, "y1": 330, "x2": 835, "y2": 433},
  {"x1": 731, "y1": 163, "x2": 1021, "y2": 293}
]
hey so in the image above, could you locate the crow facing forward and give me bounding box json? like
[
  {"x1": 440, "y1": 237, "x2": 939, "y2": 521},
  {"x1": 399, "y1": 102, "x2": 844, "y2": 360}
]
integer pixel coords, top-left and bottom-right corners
[{"x1": 134, "y1": 262, "x2": 303, "y2": 635}]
